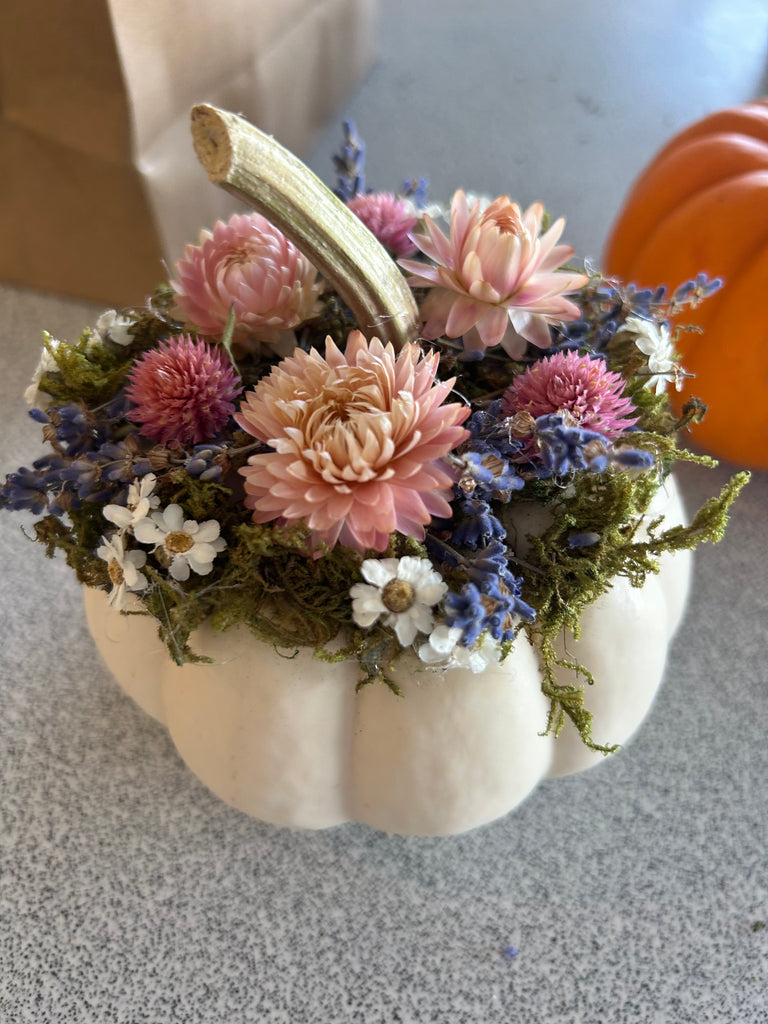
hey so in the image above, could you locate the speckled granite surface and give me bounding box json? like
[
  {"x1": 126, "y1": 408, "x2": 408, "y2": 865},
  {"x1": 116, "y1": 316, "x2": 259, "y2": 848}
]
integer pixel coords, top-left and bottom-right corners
[{"x1": 2, "y1": 2, "x2": 768, "y2": 1020}]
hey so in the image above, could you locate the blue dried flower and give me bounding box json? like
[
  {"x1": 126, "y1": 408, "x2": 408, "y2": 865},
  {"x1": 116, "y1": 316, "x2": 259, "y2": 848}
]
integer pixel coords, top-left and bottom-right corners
[
  {"x1": 0, "y1": 465, "x2": 51, "y2": 514},
  {"x1": 464, "y1": 539, "x2": 510, "y2": 582},
  {"x1": 671, "y1": 273, "x2": 722, "y2": 309},
  {"x1": 400, "y1": 176, "x2": 429, "y2": 209},
  {"x1": 444, "y1": 566, "x2": 534, "y2": 648},
  {"x1": 443, "y1": 583, "x2": 487, "y2": 647},
  {"x1": 533, "y1": 414, "x2": 610, "y2": 476},
  {"x1": 457, "y1": 450, "x2": 524, "y2": 501},
  {"x1": 184, "y1": 443, "x2": 229, "y2": 481},
  {"x1": 31, "y1": 403, "x2": 101, "y2": 457},
  {"x1": 450, "y1": 499, "x2": 506, "y2": 550},
  {"x1": 466, "y1": 399, "x2": 525, "y2": 460},
  {"x1": 533, "y1": 414, "x2": 654, "y2": 477},
  {"x1": 56, "y1": 458, "x2": 114, "y2": 503},
  {"x1": 0, "y1": 450, "x2": 90, "y2": 516},
  {"x1": 610, "y1": 447, "x2": 654, "y2": 471},
  {"x1": 332, "y1": 120, "x2": 366, "y2": 201},
  {"x1": 567, "y1": 531, "x2": 601, "y2": 549},
  {"x1": 95, "y1": 441, "x2": 152, "y2": 482}
]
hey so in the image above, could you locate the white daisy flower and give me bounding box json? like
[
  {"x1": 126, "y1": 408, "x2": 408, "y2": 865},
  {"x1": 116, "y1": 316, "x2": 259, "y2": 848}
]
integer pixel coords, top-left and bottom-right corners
[
  {"x1": 103, "y1": 474, "x2": 160, "y2": 533},
  {"x1": 449, "y1": 634, "x2": 502, "y2": 673},
  {"x1": 24, "y1": 335, "x2": 62, "y2": 409},
  {"x1": 96, "y1": 533, "x2": 148, "y2": 611},
  {"x1": 617, "y1": 315, "x2": 683, "y2": 395},
  {"x1": 418, "y1": 625, "x2": 502, "y2": 674},
  {"x1": 350, "y1": 556, "x2": 447, "y2": 647},
  {"x1": 95, "y1": 309, "x2": 134, "y2": 347},
  {"x1": 417, "y1": 624, "x2": 464, "y2": 664},
  {"x1": 134, "y1": 503, "x2": 226, "y2": 582}
]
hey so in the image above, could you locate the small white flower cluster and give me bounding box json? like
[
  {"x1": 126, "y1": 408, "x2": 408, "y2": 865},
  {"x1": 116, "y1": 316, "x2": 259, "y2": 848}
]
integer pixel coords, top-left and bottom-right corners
[
  {"x1": 617, "y1": 315, "x2": 685, "y2": 395},
  {"x1": 24, "y1": 335, "x2": 62, "y2": 409},
  {"x1": 350, "y1": 555, "x2": 501, "y2": 675},
  {"x1": 96, "y1": 475, "x2": 226, "y2": 610},
  {"x1": 417, "y1": 625, "x2": 501, "y2": 674},
  {"x1": 94, "y1": 309, "x2": 135, "y2": 348}
]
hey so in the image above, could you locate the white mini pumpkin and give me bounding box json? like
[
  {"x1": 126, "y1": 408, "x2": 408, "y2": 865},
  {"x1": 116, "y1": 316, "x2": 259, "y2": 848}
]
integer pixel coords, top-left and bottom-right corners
[{"x1": 84, "y1": 476, "x2": 691, "y2": 836}]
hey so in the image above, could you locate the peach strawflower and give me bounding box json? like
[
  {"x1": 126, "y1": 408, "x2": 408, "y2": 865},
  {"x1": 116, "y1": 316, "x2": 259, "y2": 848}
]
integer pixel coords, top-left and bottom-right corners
[
  {"x1": 399, "y1": 190, "x2": 589, "y2": 357},
  {"x1": 171, "y1": 212, "x2": 322, "y2": 343},
  {"x1": 235, "y1": 331, "x2": 470, "y2": 553},
  {"x1": 126, "y1": 335, "x2": 242, "y2": 446},
  {"x1": 502, "y1": 351, "x2": 638, "y2": 438},
  {"x1": 346, "y1": 192, "x2": 419, "y2": 257}
]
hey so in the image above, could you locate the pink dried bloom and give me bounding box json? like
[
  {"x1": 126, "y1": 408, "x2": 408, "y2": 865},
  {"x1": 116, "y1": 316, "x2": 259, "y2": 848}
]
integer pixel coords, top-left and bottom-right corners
[
  {"x1": 346, "y1": 192, "x2": 419, "y2": 257},
  {"x1": 235, "y1": 330, "x2": 470, "y2": 553},
  {"x1": 502, "y1": 350, "x2": 638, "y2": 438},
  {"x1": 399, "y1": 190, "x2": 589, "y2": 356},
  {"x1": 171, "y1": 212, "x2": 322, "y2": 343},
  {"x1": 126, "y1": 334, "x2": 241, "y2": 446}
]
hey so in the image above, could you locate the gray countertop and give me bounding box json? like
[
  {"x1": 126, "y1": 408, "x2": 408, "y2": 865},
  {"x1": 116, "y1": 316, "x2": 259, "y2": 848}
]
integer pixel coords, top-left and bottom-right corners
[{"x1": 2, "y1": 2, "x2": 767, "y2": 1020}]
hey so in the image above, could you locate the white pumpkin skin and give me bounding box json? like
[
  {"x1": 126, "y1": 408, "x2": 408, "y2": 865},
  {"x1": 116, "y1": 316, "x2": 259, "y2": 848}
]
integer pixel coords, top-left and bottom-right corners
[{"x1": 84, "y1": 476, "x2": 691, "y2": 836}]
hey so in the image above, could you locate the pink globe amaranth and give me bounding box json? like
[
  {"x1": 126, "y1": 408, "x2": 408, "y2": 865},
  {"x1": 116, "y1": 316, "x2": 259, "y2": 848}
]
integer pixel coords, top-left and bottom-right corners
[
  {"x1": 171, "y1": 212, "x2": 323, "y2": 344},
  {"x1": 399, "y1": 190, "x2": 589, "y2": 356},
  {"x1": 234, "y1": 331, "x2": 470, "y2": 553},
  {"x1": 502, "y1": 350, "x2": 638, "y2": 439},
  {"x1": 126, "y1": 334, "x2": 242, "y2": 446},
  {"x1": 346, "y1": 192, "x2": 419, "y2": 257}
]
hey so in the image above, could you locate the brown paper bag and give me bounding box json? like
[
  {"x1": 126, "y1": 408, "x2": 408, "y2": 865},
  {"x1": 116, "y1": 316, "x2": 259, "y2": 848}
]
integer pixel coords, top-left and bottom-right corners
[{"x1": 0, "y1": 0, "x2": 378, "y2": 305}]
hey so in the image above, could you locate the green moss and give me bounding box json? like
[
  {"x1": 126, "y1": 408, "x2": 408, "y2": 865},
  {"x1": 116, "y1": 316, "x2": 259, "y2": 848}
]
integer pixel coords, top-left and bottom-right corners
[
  {"x1": 34, "y1": 511, "x2": 108, "y2": 588},
  {"x1": 38, "y1": 331, "x2": 135, "y2": 406},
  {"x1": 519, "y1": 456, "x2": 749, "y2": 751}
]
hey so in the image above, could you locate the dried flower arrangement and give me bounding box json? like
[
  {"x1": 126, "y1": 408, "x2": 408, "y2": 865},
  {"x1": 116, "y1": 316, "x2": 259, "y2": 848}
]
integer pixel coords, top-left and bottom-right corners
[{"x1": 1, "y1": 106, "x2": 748, "y2": 762}]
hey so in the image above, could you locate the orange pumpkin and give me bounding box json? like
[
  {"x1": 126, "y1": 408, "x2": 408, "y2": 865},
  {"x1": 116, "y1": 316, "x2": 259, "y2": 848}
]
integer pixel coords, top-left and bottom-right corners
[{"x1": 603, "y1": 99, "x2": 768, "y2": 468}]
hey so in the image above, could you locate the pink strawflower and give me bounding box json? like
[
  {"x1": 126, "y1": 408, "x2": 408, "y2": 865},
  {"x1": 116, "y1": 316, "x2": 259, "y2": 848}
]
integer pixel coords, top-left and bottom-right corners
[
  {"x1": 171, "y1": 212, "x2": 322, "y2": 343},
  {"x1": 399, "y1": 190, "x2": 589, "y2": 357},
  {"x1": 234, "y1": 330, "x2": 470, "y2": 553},
  {"x1": 126, "y1": 335, "x2": 242, "y2": 446},
  {"x1": 502, "y1": 351, "x2": 638, "y2": 437},
  {"x1": 346, "y1": 192, "x2": 419, "y2": 257}
]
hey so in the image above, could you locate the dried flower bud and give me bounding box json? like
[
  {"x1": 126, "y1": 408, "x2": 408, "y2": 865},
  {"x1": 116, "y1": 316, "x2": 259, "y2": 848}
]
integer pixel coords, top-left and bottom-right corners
[
  {"x1": 507, "y1": 412, "x2": 536, "y2": 438},
  {"x1": 458, "y1": 473, "x2": 477, "y2": 496},
  {"x1": 557, "y1": 409, "x2": 580, "y2": 429},
  {"x1": 52, "y1": 489, "x2": 74, "y2": 511},
  {"x1": 147, "y1": 446, "x2": 172, "y2": 471},
  {"x1": 481, "y1": 453, "x2": 507, "y2": 478},
  {"x1": 582, "y1": 439, "x2": 609, "y2": 462},
  {"x1": 153, "y1": 545, "x2": 172, "y2": 570}
]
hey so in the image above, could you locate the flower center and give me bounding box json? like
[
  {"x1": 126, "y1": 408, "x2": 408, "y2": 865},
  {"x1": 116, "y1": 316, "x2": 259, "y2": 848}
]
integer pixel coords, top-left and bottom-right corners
[
  {"x1": 108, "y1": 559, "x2": 124, "y2": 586},
  {"x1": 321, "y1": 393, "x2": 353, "y2": 423},
  {"x1": 226, "y1": 244, "x2": 257, "y2": 267},
  {"x1": 165, "y1": 531, "x2": 194, "y2": 554},
  {"x1": 488, "y1": 203, "x2": 524, "y2": 236},
  {"x1": 381, "y1": 578, "x2": 416, "y2": 614}
]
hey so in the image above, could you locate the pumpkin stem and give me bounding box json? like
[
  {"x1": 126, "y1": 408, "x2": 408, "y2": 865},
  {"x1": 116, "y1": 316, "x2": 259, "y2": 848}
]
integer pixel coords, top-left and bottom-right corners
[{"x1": 190, "y1": 104, "x2": 419, "y2": 351}]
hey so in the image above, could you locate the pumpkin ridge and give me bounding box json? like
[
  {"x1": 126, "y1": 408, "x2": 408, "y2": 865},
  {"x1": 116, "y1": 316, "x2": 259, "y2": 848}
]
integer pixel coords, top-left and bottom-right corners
[
  {"x1": 617, "y1": 168, "x2": 768, "y2": 288},
  {"x1": 647, "y1": 102, "x2": 768, "y2": 165},
  {"x1": 604, "y1": 132, "x2": 768, "y2": 273}
]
